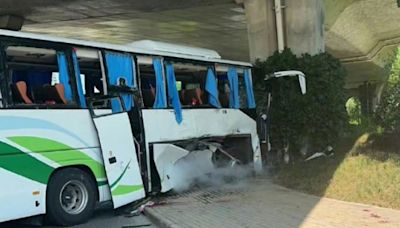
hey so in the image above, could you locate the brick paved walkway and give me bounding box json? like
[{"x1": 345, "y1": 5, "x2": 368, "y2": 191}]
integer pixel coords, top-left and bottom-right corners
[{"x1": 145, "y1": 175, "x2": 400, "y2": 228}]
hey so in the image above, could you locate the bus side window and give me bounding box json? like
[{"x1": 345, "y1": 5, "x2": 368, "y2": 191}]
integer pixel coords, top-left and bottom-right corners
[
  {"x1": 173, "y1": 63, "x2": 208, "y2": 107},
  {"x1": 238, "y1": 72, "x2": 248, "y2": 108},
  {"x1": 139, "y1": 66, "x2": 156, "y2": 108},
  {"x1": 217, "y1": 74, "x2": 230, "y2": 108},
  {"x1": 74, "y1": 49, "x2": 104, "y2": 98},
  {"x1": 138, "y1": 56, "x2": 157, "y2": 108},
  {"x1": 216, "y1": 66, "x2": 245, "y2": 109},
  {"x1": 6, "y1": 46, "x2": 75, "y2": 107},
  {"x1": 72, "y1": 48, "x2": 113, "y2": 110}
]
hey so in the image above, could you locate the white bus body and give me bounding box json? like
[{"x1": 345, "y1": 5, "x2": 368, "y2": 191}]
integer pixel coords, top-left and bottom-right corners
[{"x1": 0, "y1": 29, "x2": 261, "y2": 226}]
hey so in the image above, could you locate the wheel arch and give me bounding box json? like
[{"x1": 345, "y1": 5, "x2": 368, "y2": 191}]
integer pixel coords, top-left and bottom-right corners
[{"x1": 47, "y1": 165, "x2": 100, "y2": 202}]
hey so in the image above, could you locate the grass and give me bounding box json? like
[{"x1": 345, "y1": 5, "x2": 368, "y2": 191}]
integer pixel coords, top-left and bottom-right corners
[{"x1": 273, "y1": 133, "x2": 400, "y2": 209}]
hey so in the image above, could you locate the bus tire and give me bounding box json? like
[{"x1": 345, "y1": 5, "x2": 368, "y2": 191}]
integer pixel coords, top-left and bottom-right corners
[{"x1": 46, "y1": 167, "x2": 97, "y2": 226}]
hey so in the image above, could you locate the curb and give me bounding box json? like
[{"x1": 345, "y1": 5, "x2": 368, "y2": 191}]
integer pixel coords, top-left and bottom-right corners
[{"x1": 144, "y1": 207, "x2": 182, "y2": 228}]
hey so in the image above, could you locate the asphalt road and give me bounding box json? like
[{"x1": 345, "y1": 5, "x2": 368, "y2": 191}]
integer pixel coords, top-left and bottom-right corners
[{"x1": 0, "y1": 209, "x2": 157, "y2": 228}]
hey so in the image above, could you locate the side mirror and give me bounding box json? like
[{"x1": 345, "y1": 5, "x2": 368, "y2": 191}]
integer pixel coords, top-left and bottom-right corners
[
  {"x1": 265, "y1": 70, "x2": 306, "y2": 95},
  {"x1": 298, "y1": 74, "x2": 306, "y2": 94}
]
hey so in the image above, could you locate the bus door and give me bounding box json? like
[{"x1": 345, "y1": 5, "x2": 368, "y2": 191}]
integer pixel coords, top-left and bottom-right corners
[
  {"x1": 89, "y1": 51, "x2": 144, "y2": 208},
  {"x1": 89, "y1": 96, "x2": 145, "y2": 208}
]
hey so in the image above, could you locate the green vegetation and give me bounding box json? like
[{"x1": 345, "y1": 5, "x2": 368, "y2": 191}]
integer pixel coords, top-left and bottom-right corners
[
  {"x1": 253, "y1": 49, "x2": 347, "y2": 159},
  {"x1": 272, "y1": 48, "x2": 400, "y2": 209},
  {"x1": 346, "y1": 97, "x2": 362, "y2": 125},
  {"x1": 274, "y1": 133, "x2": 400, "y2": 209},
  {"x1": 375, "y1": 49, "x2": 400, "y2": 133}
]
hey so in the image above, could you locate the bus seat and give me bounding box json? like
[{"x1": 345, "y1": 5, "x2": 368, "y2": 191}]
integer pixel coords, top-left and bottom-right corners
[
  {"x1": 142, "y1": 89, "x2": 155, "y2": 107},
  {"x1": 196, "y1": 88, "x2": 203, "y2": 105},
  {"x1": 179, "y1": 90, "x2": 185, "y2": 104},
  {"x1": 33, "y1": 84, "x2": 67, "y2": 104},
  {"x1": 54, "y1": 84, "x2": 67, "y2": 104},
  {"x1": 150, "y1": 84, "x2": 156, "y2": 98},
  {"x1": 184, "y1": 88, "x2": 203, "y2": 106},
  {"x1": 13, "y1": 81, "x2": 33, "y2": 104},
  {"x1": 219, "y1": 92, "x2": 229, "y2": 108}
]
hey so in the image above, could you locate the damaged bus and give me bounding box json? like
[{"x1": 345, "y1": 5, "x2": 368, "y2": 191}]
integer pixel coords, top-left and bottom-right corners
[{"x1": 0, "y1": 30, "x2": 261, "y2": 226}]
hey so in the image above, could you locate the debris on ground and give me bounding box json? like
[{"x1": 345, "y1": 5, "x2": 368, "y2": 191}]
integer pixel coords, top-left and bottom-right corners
[
  {"x1": 125, "y1": 201, "x2": 156, "y2": 217},
  {"x1": 305, "y1": 145, "x2": 334, "y2": 161}
]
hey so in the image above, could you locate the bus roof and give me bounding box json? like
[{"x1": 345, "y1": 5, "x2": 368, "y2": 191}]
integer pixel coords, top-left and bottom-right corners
[
  {"x1": 127, "y1": 40, "x2": 222, "y2": 60},
  {"x1": 0, "y1": 29, "x2": 252, "y2": 67}
]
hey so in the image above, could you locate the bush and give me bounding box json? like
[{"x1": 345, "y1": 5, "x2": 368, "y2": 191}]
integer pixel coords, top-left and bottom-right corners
[
  {"x1": 374, "y1": 49, "x2": 400, "y2": 133},
  {"x1": 253, "y1": 49, "x2": 347, "y2": 158}
]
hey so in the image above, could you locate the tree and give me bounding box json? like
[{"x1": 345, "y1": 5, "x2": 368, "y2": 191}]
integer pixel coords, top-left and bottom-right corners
[
  {"x1": 374, "y1": 48, "x2": 400, "y2": 132},
  {"x1": 253, "y1": 49, "x2": 347, "y2": 160}
]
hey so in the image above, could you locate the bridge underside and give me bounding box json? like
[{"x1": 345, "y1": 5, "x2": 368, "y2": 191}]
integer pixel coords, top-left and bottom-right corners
[
  {"x1": 325, "y1": 0, "x2": 400, "y2": 89},
  {"x1": 9, "y1": 0, "x2": 249, "y2": 61},
  {"x1": 0, "y1": 0, "x2": 399, "y2": 91}
]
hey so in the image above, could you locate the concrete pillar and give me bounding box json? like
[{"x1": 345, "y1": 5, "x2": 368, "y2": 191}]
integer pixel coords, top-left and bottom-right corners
[
  {"x1": 358, "y1": 82, "x2": 376, "y2": 117},
  {"x1": 244, "y1": 0, "x2": 325, "y2": 62},
  {"x1": 285, "y1": 0, "x2": 325, "y2": 55},
  {"x1": 244, "y1": 0, "x2": 277, "y2": 62},
  {"x1": 372, "y1": 82, "x2": 385, "y2": 110}
]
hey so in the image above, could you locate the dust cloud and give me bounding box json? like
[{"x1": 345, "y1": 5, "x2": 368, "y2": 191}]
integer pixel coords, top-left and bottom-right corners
[{"x1": 169, "y1": 149, "x2": 253, "y2": 192}]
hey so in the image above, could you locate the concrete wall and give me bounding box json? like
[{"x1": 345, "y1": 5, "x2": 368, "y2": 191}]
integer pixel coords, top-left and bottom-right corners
[
  {"x1": 244, "y1": 0, "x2": 277, "y2": 61},
  {"x1": 285, "y1": 0, "x2": 325, "y2": 56},
  {"x1": 244, "y1": 0, "x2": 325, "y2": 61}
]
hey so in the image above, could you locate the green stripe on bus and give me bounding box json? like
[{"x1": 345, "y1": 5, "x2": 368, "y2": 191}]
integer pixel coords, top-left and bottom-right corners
[
  {"x1": 111, "y1": 185, "x2": 143, "y2": 196},
  {"x1": 110, "y1": 160, "x2": 131, "y2": 189},
  {"x1": 9, "y1": 136, "x2": 106, "y2": 180},
  {"x1": 0, "y1": 141, "x2": 54, "y2": 184}
]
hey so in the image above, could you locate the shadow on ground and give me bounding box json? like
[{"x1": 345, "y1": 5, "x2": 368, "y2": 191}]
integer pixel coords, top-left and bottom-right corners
[{"x1": 0, "y1": 203, "x2": 156, "y2": 228}]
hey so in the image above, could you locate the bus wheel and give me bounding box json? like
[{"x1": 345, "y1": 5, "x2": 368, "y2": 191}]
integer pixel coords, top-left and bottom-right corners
[{"x1": 46, "y1": 167, "x2": 97, "y2": 226}]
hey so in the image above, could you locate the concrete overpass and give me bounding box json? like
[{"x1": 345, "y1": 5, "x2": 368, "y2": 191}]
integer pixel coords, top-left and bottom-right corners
[
  {"x1": 0, "y1": 0, "x2": 399, "y2": 111},
  {"x1": 326, "y1": 0, "x2": 400, "y2": 113}
]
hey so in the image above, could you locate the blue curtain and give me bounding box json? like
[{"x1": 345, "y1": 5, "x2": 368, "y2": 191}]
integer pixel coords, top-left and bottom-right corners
[
  {"x1": 244, "y1": 69, "x2": 256, "y2": 109},
  {"x1": 104, "y1": 52, "x2": 135, "y2": 113},
  {"x1": 227, "y1": 67, "x2": 239, "y2": 109},
  {"x1": 56, "y1": 52, "x2": 73, "y2": 102},
  {"x1": 153, "y1": 58, "x2": 167, "y2": 108},
  {"x1": 205, "y1": 67, "x2": 221, "y2": 108},
  {"x1": 72, "y1": 51, "x2": 87, "y2": 108},
  {"x1": 165, "y1": 63, "x2": 183, "y2": 124}
]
